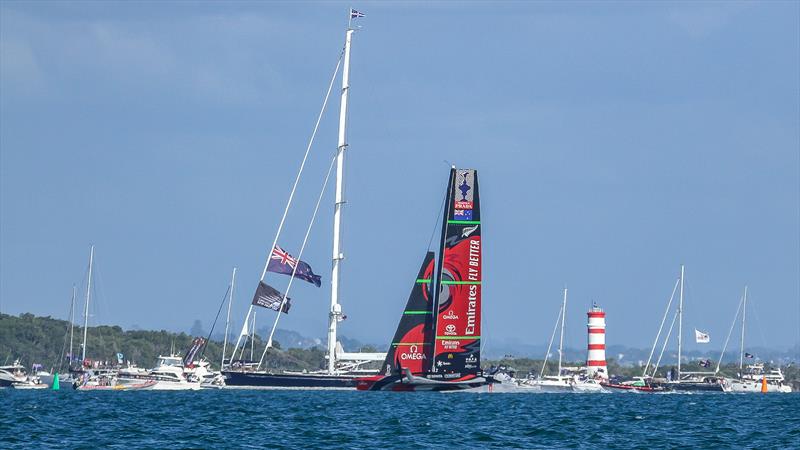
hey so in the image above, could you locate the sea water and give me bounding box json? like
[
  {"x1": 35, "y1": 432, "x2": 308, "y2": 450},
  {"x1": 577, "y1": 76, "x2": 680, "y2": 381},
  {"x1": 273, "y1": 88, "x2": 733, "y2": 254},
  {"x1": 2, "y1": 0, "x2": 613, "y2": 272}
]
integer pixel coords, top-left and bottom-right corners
[{"x1": 2, "y1": 389, "x2": 798, "y2": 448}]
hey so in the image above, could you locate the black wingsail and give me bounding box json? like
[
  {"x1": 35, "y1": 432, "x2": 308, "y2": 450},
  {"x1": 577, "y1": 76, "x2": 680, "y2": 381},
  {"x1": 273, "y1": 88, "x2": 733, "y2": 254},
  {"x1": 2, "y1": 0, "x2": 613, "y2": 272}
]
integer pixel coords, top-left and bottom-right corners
[
  {"x1": 430, "y1": 168, "x2": 482, "y2": 380},
  {"x1": 378, "y1": 252, "x2": 436, "y2": 376}
]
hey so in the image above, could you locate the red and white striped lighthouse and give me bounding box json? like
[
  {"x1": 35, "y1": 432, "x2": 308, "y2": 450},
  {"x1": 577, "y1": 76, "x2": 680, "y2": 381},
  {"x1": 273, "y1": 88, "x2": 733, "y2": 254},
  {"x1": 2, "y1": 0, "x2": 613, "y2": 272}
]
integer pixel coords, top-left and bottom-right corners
[{"x1": 586, "y1": 303, "x2": 608, "y2": 379}]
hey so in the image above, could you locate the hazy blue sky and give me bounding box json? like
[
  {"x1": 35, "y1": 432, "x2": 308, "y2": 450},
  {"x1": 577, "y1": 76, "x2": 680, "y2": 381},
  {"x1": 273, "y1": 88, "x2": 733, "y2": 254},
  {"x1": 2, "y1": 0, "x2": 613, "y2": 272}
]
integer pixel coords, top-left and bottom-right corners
[{"x1": 1, "y1": 1, "x2": 798, "y2": 354}]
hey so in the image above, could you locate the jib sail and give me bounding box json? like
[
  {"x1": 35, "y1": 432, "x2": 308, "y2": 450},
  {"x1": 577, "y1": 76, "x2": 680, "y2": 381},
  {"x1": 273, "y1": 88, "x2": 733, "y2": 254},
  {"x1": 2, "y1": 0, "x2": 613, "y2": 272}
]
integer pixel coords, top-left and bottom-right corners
[
  {"x1": 431, "y1": 168, "x2": 482, "y2": 379},
  {"x1": 379, "y1": 252, "x2": 436, "y2": 376}
]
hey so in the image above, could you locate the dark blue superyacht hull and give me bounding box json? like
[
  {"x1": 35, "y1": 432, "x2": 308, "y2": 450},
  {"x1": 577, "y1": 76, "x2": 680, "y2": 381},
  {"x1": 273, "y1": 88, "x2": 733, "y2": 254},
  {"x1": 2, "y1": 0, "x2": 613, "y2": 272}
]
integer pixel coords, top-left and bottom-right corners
[{"x1": 222, "y1": 370, "x2": 358, "y2": 389}]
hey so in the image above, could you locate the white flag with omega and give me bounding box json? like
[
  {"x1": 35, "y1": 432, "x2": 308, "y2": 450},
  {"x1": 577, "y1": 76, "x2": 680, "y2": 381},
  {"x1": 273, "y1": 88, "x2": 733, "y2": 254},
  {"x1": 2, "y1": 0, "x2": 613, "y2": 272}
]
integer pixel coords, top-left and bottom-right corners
[{"x1": 695, "y1": 329, "x2": 710, "y2": 343}]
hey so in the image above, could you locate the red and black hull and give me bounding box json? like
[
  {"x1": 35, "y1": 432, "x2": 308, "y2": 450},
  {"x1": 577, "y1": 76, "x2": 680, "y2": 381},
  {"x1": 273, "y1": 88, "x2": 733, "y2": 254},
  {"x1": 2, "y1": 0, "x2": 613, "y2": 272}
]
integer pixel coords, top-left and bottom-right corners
[{"x1": 356, "y1": 373, "x2": 492, "y2": 392}]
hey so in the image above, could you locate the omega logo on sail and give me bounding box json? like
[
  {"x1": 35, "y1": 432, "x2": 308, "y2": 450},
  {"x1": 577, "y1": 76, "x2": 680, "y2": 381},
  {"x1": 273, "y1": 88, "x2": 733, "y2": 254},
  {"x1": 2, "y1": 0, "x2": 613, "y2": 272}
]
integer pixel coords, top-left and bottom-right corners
[{"x1": 401, "y1": 344, "x2": 425, "y2": 360}]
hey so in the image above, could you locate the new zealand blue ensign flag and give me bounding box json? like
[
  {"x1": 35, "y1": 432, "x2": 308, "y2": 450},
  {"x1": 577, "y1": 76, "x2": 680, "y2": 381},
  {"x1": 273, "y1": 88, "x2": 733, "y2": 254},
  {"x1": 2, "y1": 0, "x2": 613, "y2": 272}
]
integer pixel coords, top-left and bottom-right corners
[{"x1": 267, "y1": 245, "x2": 322, "y2": 287}]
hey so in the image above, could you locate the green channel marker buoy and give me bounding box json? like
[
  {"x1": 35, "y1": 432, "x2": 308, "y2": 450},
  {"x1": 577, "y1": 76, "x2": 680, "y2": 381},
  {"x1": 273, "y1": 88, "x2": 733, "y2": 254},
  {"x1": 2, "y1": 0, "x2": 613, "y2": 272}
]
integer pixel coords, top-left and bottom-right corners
[{"x1": 52, "y1": 372, "x2": 60, "y2": 390}]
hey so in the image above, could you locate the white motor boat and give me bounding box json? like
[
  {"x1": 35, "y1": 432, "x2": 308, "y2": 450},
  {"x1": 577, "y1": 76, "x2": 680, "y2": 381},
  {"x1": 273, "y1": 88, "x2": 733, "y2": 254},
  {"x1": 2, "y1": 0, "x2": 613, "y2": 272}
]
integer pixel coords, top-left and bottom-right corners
[
  {"x1": 728, "y1": 364, "x2": 792, "y2": 393},
  {"x1": 572, "y1": 378, "x2": 606, "y2": 393},
  {"x1": 186, "y1": 360, "x2": 226, "y2": 389},
  {"x1": 0, "y1": 360, "x2": 29, "y2": 387},
  {"x1": 519, "y1": 375, "x2": 574, "y2": 392},
  {"x1": 12, "y1": 378, "x2": 48, "y2": 389},
  {"x1": 117, "y1": 355, "x2": 201, "y2": 390}
]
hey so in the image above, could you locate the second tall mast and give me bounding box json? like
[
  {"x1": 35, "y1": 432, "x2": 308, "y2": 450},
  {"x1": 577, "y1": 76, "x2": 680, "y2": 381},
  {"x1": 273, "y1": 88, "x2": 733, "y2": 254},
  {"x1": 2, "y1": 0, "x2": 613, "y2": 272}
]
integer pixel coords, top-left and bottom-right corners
[{"x1": 328, "y1": 28, "x2": 354, "y2": 374}]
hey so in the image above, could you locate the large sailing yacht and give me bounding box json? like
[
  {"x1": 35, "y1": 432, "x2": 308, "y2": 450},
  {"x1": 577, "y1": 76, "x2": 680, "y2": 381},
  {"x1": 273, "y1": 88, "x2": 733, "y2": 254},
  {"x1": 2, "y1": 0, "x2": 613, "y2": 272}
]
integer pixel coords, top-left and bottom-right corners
[
  {"x1": 222, "y1": 11, "x2": 385, "y2": 389},
  {"x1": 657, "y1": 266, "x2": 728, "y2": 392},
  {"x1": 724, "y1": 287, "x2": 792, "y2": 393}
]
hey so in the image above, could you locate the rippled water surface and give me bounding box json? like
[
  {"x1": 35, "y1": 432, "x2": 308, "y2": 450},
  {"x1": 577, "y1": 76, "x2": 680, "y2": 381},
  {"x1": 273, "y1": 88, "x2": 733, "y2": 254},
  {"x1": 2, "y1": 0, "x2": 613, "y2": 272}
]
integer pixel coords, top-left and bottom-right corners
[{"x1": 2, "y1": 389, "x2": 798, "y2": 449}]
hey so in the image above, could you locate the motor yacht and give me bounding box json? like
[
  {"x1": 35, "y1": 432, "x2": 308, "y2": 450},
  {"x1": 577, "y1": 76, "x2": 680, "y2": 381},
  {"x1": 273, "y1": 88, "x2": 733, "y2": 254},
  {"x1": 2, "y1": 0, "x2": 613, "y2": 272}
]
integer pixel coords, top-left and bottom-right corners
[{"x1": 728, "y1": 363, "x2": 792, "y2": 393}]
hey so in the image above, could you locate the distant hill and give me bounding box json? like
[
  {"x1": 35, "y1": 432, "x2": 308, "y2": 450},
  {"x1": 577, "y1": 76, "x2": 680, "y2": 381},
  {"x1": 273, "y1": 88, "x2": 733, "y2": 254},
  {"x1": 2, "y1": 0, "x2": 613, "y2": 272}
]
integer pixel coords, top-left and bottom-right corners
[
  {"x1": 0, "y1": 313, "x2": 329, "y2": 372},
  {"x1": 4, "y1": 313, "x2": 796, "y2": 385}
]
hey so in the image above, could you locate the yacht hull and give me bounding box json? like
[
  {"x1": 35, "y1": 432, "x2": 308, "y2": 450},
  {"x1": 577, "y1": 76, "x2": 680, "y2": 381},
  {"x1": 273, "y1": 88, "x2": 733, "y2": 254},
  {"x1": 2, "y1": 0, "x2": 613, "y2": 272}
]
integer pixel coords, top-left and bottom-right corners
[
  {"x1": 601, "y1": 382, "x2": 669, "y2": 393},
  {"x1": 11, "y1": 383, "x2": 48, "y2": 389},
  {"x1": 117, "y1": 376, "x2": 201, "y2": 390},
  {"x1": 573, "y1": 382, "x2": 606, "y2": 393},
  {"x1": 661, "y1": 381, "x2": 727, "y2": 392},
  {"x1": 533, "y1": 383, "x2": 573, "y2": 393},
  {"x1": 222, "y1": 371, "x2": 358, "y2": 389},
  {"x1": 728, "y1": 379, "x2": 792, "y2": 393},
  {"x1": 75, "y1": 380, "x2": 157, "y2": 391}
]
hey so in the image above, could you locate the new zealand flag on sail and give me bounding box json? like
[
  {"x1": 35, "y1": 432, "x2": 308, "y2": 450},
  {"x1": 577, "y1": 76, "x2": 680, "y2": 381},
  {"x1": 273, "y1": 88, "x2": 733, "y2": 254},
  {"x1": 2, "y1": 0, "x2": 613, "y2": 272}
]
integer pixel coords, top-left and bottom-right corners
[
  {"x1": 251, "y1": 281, "x2": 292, "y2": 314},
  {"x1": 267, "y1": 245, "x2": 322, "y2": 287}
]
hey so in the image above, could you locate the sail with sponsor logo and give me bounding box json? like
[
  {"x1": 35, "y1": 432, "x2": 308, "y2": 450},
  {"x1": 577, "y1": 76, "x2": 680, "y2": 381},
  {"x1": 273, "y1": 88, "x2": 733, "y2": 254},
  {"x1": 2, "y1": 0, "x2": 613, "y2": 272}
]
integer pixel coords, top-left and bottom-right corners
[
  {"x1": 357, "y1": 167, "x2": 491, "y2": 391},
  {"x1": 430, "y1": 168, "x2": 483, "y2": 381},
  {"x1": 378, "y1": 252, "x2": 435, "y2": 378}
]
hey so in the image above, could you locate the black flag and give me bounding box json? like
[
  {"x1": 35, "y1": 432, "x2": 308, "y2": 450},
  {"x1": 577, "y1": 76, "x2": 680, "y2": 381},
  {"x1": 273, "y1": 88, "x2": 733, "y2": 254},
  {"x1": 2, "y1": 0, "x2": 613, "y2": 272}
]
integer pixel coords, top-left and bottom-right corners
[{"x1": 251, "y1": 281, "x2": 291, "y2": 314}]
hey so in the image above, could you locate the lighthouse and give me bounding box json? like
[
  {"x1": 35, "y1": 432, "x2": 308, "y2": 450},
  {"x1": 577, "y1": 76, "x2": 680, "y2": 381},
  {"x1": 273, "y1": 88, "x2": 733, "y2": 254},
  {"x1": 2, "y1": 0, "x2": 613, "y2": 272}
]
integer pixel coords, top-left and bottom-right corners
[{"x1": 586, "y1": 303, "x2": 608, "y2": 379}]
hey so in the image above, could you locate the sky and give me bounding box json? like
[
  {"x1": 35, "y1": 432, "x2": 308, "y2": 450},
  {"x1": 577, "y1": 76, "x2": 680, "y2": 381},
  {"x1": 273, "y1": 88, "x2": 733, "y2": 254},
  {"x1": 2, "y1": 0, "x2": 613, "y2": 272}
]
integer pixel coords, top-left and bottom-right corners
[{"x1": 1, "y1": 1, "x2": 798, "y2": 355}]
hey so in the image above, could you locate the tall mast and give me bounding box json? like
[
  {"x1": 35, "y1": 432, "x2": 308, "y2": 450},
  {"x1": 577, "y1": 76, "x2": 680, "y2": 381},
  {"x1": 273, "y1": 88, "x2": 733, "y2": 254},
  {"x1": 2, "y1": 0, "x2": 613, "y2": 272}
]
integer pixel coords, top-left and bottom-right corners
[
  {"x1": 69, "y1": 285, "x2": 76, "y2": 366},
  {"x1": 558, "y1": 287, "x2": 567, "y2": 377},
  {"x1": 81, "y1": 245, "x2": 94, "y2": 362},
  {"x1": 739, "y1": 285, "x2": 747, "y2": 371},
  {"x1": 677, "y1": 264, "x2": 684, "y2": 379},
  {"x1": 221, "y1": 267, "x2": 236, "y2": 369},
  {"x1": 430, "y1": 168, "x2": 456, "y2": 372},
  {"x1": 327, "y1": 27, "x2": 354, "y2": 374}
]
